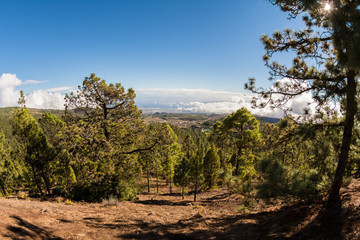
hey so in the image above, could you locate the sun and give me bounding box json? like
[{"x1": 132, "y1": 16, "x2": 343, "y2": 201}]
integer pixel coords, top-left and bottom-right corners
[{"x1": 324, "y1": 2, "x2": 331, "y2": 11}]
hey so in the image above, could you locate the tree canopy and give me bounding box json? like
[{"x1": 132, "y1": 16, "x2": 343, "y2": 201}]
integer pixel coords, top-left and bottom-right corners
[{"x1": 246, "y1": 0, "x2": 360, "y2": 203}]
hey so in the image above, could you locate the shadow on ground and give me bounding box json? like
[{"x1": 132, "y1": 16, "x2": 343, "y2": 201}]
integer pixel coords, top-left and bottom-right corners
[
  {"x1": 135, "y1": 199, "x2": 193, "y2": 206},
  {"x1": 3, "y1": 197, "x2": 358, "y2": 239},
  {"x1": 4, "y1": 215, "x2": 63, "y2": 240},
  {"x1": 69, "y1": 199, "x2": 349, "y2": 240},
  {"x1": 120, "y1": 202, "x2": 351, "y2": 240}
]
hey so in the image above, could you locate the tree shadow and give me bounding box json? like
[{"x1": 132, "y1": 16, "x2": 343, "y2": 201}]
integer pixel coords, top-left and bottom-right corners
[
  {"x1": 199, "y1": 192, "x2": 232, "y2": 202},
  {"x1": 135, "y1": 199, "x2": 192, "y2": 206},
  {"x1": 290, "y1": 202, "x2": 345, "y2": 240},
  {"x1": 53, "y1": 198, "x2": 354, "y2": 239},
  {"x1": 83, "y1": 217, "x2": 104, "y2": 222},
  {"x1": 57, "y1": 218, "x2": 73, "y2": 223},
  {"x1": 4, "y1": 215, "x2": 63, "y2": 240},
  {"x1": 114, "y1": 203, "x2": 318, "y2": 240},
  {"x1": 161, "y1": 192, "x2": 182, "y2": 197}
]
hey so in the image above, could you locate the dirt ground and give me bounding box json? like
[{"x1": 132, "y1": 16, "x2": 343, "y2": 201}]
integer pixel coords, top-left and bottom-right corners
[{"x1": 1, "y1": 179, "x2": 360, "y2": 240}]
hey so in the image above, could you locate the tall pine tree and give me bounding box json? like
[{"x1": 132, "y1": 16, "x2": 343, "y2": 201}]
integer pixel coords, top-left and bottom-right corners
[{"x1": 246, "y1": 0, "x2": 360, "y2": 203}]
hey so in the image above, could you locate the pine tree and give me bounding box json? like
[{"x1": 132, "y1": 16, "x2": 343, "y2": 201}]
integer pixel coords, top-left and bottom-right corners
[
  {"x1": 63, "y1": 74, "x2": 150, "y2": 201},
  {"x1": 203, "y1": 144, "x2": 221, "y2": 189},
  {"x1": 246, "y1": 0, "x2": 360, "y2": 203},
  {"x1": 39, "y1": 113, "x2": 76, "y2": 194},
  {"x1": 64, "y1": 73, "x2": 145, "y2": 154},
  {"x1": 191, "y1": 141, "x2": 205, "y2": 201},
  {"x1": 216, "y1": 108, "x2": 261, "y2": 175},
  {"x1": 139, "y1": 151, "x2": 155, "y2": 193},
  {"x1": 174, "y1": 156, "x2": 191, "y2": 199},
  {"x1": 161, "y1": 124, "x2": 182, "y2": 194},
  {"x1": 13, "y1": 107, "x2": 55, "y2": 195},
  {"x1": 0, "y1": 130, "x2": 16, "y2": 196}
]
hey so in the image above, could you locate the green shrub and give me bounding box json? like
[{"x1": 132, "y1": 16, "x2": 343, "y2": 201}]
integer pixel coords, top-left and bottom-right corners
[
  {"x1": 52, "y1": 186, "x2": 67, "y2": 196},
  {"x1": 70, "y1": 175, "x2": 138, "y2": 202},
  {"x1": 227, "y1": 176, "x2": 254, "y2": 195},
  {"x1": 17, "y1": 191, "x2": 28, "y2": 200},
  {"x1": 256, "y1": 158, "x2": 322, "y2": 201}
]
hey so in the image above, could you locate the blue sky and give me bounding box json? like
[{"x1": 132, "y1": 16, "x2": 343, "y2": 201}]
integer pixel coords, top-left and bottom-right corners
[{"x1": 0, "y1": 0, "x2": 307, "y2": 116}]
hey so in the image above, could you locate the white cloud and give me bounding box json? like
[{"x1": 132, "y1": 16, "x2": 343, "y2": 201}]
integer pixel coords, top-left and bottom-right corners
[
  {"x1": 179, "y1": 98, "x2": 284, "y2": 118},
  {"x1": 136, "y1": 88, "x2": 254, "y2": 105},
  {"x1": 136, "y1": 85, "x2": 332, "y2": 118},
  {"x1": 0, "y1": 74, "x2": 338, "y2": 117},
  {"x1": 0, "y1": 73, "x2": 68, "y2": 109},
  {"x1": 23, "y1": 80, "x2": 47, "y2": 85},
  {"x1": 26, "y1": 90, "x2": 65, "y2": 109},
  {"x1": 260, "y1": 78, "x2": 340, "y2": 117},
  {"x1": 46, "y1": 86, "x2": 75, "y2": 92},
  {"x1": 0, "y1": 73, "x2": 22, "y2": 107}
]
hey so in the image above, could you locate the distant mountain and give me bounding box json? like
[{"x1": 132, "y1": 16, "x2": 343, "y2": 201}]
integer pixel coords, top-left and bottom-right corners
[
  {"x1": 0, "y1": 107, "x2": 64, "y2": 118},
  {"x1": 254, "y1": 115, "x2": 280, "y2": 124},
  {"x1": 0, "y1": 107, "x2": 280, "y2": 127}
]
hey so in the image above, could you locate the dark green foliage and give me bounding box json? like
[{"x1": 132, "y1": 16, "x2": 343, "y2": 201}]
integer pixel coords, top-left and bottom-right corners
[
  {"x1": 257, "y1": 158, "x2": 321, "y2": 201},
  {"x1": 1, "y1": 69, "x2": 357, "y2": 206},
  {"x1": 13, "y1": 107, "x2": 56, "y2": 195},
  {"x1": 62, "y1": 74, "x2": 146, "y2": 201},
  {"x1": 255, "y1": 116, "x2": 343, "y2": 202},
  {"x1": 138, "y1": 123, "x2": 183, "y2": 194},
  {"x1": 203, "y1": 144, "x2": 220, "y2": 189},
  {"x1": 174, "y1": 156, "x2": 191, "y2": 199},
  {"x1": 71, "y1": 174, "x2": 137, "y2": 202},
  {"x1": 160, "y1": 124, "x2": 182, "y2": 194},
  {"x1": 39, "y1": 113, "x2": 76, "y2": 194},
  {"x1": 236, "y1": 154, "x2": 256, "y2": 181},
  {"x1": 0, "y1": 130, "x2": 18, "y2": 197},
  {"x1": 247, "y1": 0, "x2": 360, "y2": 203},
  {"x1": 0, "y1": 74, "x2": 160, "y2": 201},
  {"x1": 211, "y1": 108, "x2": 261, "y2": 177},
  {"x1": 190, "y1": 141, "x2": 205, "y2": 201}
]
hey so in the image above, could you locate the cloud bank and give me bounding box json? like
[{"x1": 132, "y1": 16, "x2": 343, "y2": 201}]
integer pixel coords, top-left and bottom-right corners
[
  {"x1": 0, "y1": 73, "x2": 334, "y2": 118},
  {"x1": 0, "y1": 73, "x2": 70, "y2": 109},
  {"x1": 135, "y1": 86, "x2": 321, "y2": 118}
]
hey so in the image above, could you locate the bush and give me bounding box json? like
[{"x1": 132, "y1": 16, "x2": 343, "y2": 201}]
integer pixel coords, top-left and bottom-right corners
[
  {"x1": 17, "y1": 191, "x2": 27, "y2": 200},
  {"x1": 218, "y1": 163, "x2": 233, "y2": 186},
  {"x1": 52, "y1": 186, "x2": 67, "y2": 197},
  {"x1": 256, "y1": 158, "x2": 322, "y2": 201},
  {"x1": 70, "y1": 174, "x2": 138, "y2": 202},
  {"x1": 238, "y1": 199, "x2": 255, "y2": 213},
  {"x1": 102, "y1": 195, "x2": 120, "y2": 206}
]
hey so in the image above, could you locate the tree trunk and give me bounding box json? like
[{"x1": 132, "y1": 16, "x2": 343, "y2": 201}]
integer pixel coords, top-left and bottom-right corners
[
  {"x1": 282, "y1": 141, "x2": 288, "y2": 163},
  {"x1": 156, "y1": 166, "x2": 159, "y2": 194},
  {"x1": 328, "y1": 70, "x2": 357, "y2": 204},
  {"x1": 235, "y1": 147, "x2": 242, "y2": 175},
  {"x1": 147, "y1": 169, "x2": 150, "y2": 193},
  {"x1": 31, "y1": 164, "x2": 43, "y2": 195},
  {"x1": 103, "y1": 105, "x2": 110, "y2": 141},
  {"x1": 0, "y1": 181, "x2": 7, "y2": 197},
  {"x1": 220, "y1": 144, "x2": 226, "y2": 169},
  {"x1": 42, "y1": 172, "x2": 51, "y2": 195},
  {"x1": 194, "y1": 175, "x2": 198, "y2": 202},
  {"x1": 169, "y1": 177, "x2": 172, "y2": 194}
]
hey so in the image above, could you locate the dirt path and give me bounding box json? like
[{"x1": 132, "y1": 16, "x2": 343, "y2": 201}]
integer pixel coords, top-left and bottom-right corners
[{"x1": 0, "y1": 180, "x2": 360, "y2": 239}]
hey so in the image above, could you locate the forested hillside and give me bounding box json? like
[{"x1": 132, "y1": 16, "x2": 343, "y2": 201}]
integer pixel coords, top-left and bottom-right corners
[
  {"x1": 1, "y1": 73, "x2": 359, "y2": 206},
  {"x1": 1, "y1": 75, "x2": 360, "y2": 239},
  {"x1": 0, "y1": 0, "x2": 360, "y2": 238}
]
